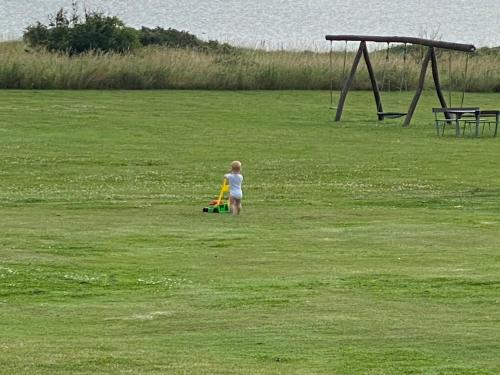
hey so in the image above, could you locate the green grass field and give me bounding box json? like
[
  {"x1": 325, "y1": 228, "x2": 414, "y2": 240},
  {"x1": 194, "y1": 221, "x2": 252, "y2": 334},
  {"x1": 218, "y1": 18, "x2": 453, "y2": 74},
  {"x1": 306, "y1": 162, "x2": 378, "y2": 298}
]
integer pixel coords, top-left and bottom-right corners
[{"x1": 1, "y1": 90, "x2": 499, "y2": 374}]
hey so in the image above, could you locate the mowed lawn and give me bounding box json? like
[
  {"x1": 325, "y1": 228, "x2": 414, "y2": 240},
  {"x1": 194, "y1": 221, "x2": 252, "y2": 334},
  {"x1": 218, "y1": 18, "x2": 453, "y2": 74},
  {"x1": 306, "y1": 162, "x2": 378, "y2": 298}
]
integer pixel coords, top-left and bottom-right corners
[{"x1": 0, "y1": 90, "x2": 499, "y2": 374}]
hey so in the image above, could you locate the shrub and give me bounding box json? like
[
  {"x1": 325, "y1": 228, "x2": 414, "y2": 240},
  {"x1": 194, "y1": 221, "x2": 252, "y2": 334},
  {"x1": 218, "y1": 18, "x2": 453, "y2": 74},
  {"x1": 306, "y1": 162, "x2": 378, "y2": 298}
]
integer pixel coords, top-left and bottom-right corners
[
  {"x1": 70, "y1": 14, "x2": 139, "y2": 53},
  {"x1": 23, "y1": 22, "x2": 50, "y2": 48},
  {"x1": 139, "y1": 27, "x2": 203, "y2": 49},
  {"x1": 23, "y1": 6, "x2": 139, "y2": 54},
  {"x1": 138, "y1": 26, "x2": 235, "y2": 54}
]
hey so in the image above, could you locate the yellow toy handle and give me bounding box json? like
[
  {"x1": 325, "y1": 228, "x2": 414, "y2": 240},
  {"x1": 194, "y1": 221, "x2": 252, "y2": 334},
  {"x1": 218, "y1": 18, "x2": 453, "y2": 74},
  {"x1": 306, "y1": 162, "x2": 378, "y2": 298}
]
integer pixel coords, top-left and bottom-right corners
[{"x1": 216, "y1": 178, "x2": 229, "y2": 205}]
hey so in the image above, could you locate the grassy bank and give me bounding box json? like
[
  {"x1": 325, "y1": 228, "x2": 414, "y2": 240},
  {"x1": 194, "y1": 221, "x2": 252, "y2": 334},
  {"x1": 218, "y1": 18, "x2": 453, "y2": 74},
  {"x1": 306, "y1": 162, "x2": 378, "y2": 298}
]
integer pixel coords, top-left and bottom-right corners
[
  {"x1": 1, "y1": 90, "x2": 500, "y2": 374},
  {"x1": 1, "y1": 41, "x2": 499, "y2": 91}
]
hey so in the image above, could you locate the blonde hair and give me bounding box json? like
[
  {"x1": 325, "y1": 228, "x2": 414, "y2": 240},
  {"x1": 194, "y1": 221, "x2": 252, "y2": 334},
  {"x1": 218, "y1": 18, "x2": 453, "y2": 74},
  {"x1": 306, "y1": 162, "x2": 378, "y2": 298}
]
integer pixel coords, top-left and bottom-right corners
[{"x1": 231, "y1": 160, "x2": 242, "y2": 172}]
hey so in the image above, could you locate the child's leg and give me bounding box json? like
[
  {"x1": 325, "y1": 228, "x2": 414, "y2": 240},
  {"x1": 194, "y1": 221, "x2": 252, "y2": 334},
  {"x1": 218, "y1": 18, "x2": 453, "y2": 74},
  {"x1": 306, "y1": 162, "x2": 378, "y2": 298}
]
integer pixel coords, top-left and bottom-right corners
[
  {"x1": 229, "y1": 197, "x2": 237, "y2": 215},
  {"x1": 234, "y1": 198, "x2": 242, "y2": 215}
]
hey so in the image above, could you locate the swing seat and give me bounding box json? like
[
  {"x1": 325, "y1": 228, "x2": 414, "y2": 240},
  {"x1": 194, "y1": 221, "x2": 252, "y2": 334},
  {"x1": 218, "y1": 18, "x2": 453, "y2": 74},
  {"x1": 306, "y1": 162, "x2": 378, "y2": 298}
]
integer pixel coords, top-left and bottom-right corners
[{"x1": 378, "y1": 111, "x2": 407, "y2": 119}]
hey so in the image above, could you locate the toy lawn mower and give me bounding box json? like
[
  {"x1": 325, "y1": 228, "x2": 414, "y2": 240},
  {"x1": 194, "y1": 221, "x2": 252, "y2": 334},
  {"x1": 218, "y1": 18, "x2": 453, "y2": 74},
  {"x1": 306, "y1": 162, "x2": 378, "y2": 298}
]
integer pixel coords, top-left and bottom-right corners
[{"x1": 203, "y1": 178, "x2": 230, "y2": 213}]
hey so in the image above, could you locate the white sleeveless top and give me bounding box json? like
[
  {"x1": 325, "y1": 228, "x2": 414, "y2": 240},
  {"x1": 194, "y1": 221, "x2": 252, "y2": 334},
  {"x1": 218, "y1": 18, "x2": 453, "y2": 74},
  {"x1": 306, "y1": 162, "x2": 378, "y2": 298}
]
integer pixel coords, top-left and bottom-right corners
[{"x1": 224, "y1": 173, "x2": 243, "y2": 199}]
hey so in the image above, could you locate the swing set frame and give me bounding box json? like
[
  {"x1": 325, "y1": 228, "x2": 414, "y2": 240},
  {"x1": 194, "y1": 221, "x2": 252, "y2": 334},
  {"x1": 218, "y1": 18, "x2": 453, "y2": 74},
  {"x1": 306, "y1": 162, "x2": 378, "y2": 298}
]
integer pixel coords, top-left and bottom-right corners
[{"x1": 325, "y1": 35, "x2": 476, "y2": 127}]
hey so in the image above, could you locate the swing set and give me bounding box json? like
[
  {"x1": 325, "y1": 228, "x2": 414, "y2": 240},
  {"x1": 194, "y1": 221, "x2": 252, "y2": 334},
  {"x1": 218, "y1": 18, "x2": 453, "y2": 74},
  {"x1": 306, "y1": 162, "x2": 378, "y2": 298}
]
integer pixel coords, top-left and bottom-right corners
[{"x1": 325, "y1": 35, "x2": 476, "y2": 127}]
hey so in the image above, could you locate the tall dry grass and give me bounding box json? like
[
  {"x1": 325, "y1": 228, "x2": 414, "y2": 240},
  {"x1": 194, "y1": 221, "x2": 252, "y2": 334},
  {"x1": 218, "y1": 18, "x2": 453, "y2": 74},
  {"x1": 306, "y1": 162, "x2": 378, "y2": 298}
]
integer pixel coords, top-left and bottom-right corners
[{"x1": 0, "y1": 41, "x2": 499, "y2": 91}]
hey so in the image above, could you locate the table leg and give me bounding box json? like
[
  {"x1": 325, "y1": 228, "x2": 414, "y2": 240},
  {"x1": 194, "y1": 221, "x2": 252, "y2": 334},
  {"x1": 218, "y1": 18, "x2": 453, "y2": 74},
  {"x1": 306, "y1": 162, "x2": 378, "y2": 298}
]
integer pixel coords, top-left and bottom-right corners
[
  {"x1": 476, "y1": 114, "x2": 480, "y2": 137},
  {"x1": 495, "y1": 113, "x2": 499, "y2": 137}
]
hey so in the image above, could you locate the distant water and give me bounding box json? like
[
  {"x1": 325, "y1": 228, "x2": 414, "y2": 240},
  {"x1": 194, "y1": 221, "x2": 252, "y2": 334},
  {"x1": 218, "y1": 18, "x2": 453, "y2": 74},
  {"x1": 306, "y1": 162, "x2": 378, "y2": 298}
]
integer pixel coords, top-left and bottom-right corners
[{"x1": 1, "y1": 0, "x2": 499, "y2": 49}]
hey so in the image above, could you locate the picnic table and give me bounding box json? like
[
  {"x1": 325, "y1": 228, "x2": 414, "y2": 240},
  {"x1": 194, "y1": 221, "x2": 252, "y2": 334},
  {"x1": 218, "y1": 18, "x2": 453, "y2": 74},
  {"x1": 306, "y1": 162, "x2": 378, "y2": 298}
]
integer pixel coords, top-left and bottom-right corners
[{"x1": 432, "y1": 107, "x2": 499, "y2": 137}]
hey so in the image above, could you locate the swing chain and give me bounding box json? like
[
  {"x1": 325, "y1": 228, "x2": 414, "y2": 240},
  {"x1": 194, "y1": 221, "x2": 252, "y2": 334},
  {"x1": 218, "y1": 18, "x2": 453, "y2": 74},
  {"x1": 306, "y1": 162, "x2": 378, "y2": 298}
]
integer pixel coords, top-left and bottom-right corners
[
  {"x1": 399, "y1": 43, "x2": 408, "y2": 92},
  {"x1": 329, "y1": 40, "x2": 348, "y2": 110},
  {"x1": 380, "y1": 42, "x2": 390, "y2": 91},
  {"x1": 329, "y1": 40, "x2": 333, "y2": 107},
  {"x1": 460, "y1": 53, "x2": 470, "y2": 108}
]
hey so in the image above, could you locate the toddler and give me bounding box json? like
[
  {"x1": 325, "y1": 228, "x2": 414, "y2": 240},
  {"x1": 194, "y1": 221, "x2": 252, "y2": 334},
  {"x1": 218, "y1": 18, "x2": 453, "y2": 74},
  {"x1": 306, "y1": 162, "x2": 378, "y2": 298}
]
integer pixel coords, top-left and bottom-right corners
[{"x1": 224, "y1": 161, "x2": 243, "y2": 215}]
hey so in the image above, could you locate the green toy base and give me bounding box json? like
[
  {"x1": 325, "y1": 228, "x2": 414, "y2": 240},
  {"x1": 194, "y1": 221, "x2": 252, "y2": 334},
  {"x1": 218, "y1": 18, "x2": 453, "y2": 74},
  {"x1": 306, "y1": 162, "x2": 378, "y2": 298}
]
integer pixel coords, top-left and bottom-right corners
[{"x1": 202, "y1": 203, "x2": 230, "y2": 213}]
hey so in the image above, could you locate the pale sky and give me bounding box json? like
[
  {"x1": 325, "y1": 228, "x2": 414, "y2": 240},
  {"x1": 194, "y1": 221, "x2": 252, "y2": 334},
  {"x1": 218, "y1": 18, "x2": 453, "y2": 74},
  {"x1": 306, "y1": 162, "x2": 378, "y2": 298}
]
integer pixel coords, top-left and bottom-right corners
[{"x1": 1, "y1": 0, "x2": 499, "y2": 48}]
